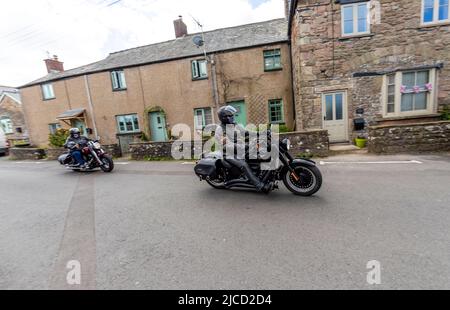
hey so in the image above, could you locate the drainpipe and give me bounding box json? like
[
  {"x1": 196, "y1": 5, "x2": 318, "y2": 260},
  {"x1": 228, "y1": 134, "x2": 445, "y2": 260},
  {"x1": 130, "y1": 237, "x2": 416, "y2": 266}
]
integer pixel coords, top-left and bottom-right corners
[
  {"x1": 210, "y1": 53, "x2": 220, "y2": 122},
  {"x1": 84, "y1": 75, "x2": 99, "y2": 139}
]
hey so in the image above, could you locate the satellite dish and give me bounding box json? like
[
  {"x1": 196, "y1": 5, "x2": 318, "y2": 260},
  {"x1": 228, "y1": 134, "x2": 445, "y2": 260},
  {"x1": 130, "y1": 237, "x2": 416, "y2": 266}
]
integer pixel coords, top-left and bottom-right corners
[{"x1": 193, "y1": 35, "x2": 204, "y2": 47}]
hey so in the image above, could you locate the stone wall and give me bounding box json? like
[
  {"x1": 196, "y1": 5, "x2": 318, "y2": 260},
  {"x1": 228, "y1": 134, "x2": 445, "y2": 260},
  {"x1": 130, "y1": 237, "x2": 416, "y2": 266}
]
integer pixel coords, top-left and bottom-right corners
[
  {"x1": 368, "y1": 121, "x2": 450, "y2": 154},
  {"x1": 130, "y1": 142, "x2": 174, "y2": 160},
  {"x1": 130, "y1": 130, "x2": 330, "y2": 160},
  {"x1": 103, "y1": 144, "x2": 122, "y2": 158},
  {"x1": 290, "y1": 0, "x2": 450, "y2": 141},
  {"x1": 280, "y1": 130, "x2": 329, "y2": 157},
  {"x1": 9, "y1": 148, "x2": 46, "y2": 160},
  {"x1": 46, "y1": 148, "x2": 66, "y2": 160}
]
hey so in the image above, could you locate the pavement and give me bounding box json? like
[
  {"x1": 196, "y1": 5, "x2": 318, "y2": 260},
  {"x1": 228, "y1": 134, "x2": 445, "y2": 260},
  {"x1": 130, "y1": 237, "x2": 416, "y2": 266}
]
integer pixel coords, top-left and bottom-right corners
[{"x1": 0, "y1": 153, "x2": 449, "y2": 290}]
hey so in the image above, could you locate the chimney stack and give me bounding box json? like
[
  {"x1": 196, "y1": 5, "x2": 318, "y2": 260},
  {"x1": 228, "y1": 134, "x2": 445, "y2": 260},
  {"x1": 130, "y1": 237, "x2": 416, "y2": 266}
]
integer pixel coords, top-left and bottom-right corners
[
  {"x1": 44, "y1": 55, "x2": 64, "y2": 73},
  {"x1": 173, "y1": 15, "x2": 188, "y2": 38}
]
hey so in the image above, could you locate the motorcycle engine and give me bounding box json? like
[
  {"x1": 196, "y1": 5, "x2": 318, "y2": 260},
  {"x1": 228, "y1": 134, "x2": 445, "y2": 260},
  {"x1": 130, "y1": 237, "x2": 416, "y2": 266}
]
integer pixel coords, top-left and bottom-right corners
[{"x1": 228, "y1": 166, "x2": 242, "y2": 179}]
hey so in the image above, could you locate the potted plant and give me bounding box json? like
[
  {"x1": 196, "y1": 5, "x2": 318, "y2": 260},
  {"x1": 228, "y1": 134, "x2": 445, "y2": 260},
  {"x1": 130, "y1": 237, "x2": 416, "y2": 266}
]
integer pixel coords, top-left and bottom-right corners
[{"x1": 355, "y1": 135, "x2": 368, "y2": 149}]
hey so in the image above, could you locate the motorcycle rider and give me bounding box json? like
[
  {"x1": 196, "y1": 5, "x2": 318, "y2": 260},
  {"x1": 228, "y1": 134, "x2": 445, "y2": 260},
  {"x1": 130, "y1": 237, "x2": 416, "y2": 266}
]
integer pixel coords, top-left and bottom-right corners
[
  {"x1": 64, "y1": 128, "x2": 89, "y2": 168},
  {"x1": 215, "y1": 106, "x2": 272, "y2": 193}
]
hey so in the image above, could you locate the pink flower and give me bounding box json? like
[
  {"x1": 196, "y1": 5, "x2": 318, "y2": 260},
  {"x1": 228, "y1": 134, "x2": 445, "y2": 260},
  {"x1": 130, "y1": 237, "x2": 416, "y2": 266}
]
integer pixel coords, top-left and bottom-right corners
[
  {"x1": 413, "y1": 86, "x2": 420, "y2": 94},
  {"x1": 400, "y1": 85, "x2": 407, "y2": 93},
  {"x1": 425, "y1": 83, "x2": 433, "y2": 91}
]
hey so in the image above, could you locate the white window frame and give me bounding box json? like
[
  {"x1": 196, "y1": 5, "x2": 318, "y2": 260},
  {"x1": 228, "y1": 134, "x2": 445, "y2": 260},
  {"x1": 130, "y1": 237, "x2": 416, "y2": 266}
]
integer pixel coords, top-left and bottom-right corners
[
  {"x1": 421, "y1": 0, "x2": 450, "y2": 25},
  {"x1": 382, "y1": 69, "x2": 437, "y2": 118},
  {"x1": 116, "y1": 114, "x2": 140, "y2": 133},
  {"x1": 111, "y1": 70, "x2": 127, "y2": 90},
  {"x1": 194, "y1": 108, "x2": 212, "y2": 130},
  {"x1": 0, "y1": 117, "x2": 13, "y2": 134},
  {"x1": 341, "y1": 1, "x2": 371, "y2": 37},
  {"x1": 41, "y1": 83, "x2": 55, "y2": 100},
  {"x1": 192, "y1": 59, "x2": 208, "y2": 80}
]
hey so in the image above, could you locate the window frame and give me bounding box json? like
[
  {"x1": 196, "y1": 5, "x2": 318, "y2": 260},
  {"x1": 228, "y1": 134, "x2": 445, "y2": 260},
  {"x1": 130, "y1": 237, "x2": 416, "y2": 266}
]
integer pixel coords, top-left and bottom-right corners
[
  {"x1": 111, "y1": 70, "x2": 127, "y2": 91},
  {"x1": 341, "y1": 1, "x2": 371, "y2": 37},
  {"x1": 41, "y1": 83, "x2": 55, "y2": 100},
  {"x1": 268, "y1": 99, "x2": 285, "y2": 124},
  {"x1": 48, "y1": 123, "x2": 61, "y2": 135},
  {"x1": 194, "y1": 108, "x2": 213, "y2": 130},
  {"x1": 421, "y1": 0, "x2": 450, "y2": 25},
  {"x1": 191, "y1": 59, "x2": 208, "y2": 80},
  {"x1": 263, "y1": 49, "x2": 282, "y2": 72},
  {"x1": 0, "y1": 117, "x2": 13, "y2": 134},
  {"x1": 382, "y1": 69, "x2": 437, "y2": 118},
  {"x1": 116, "y1": 114, "x2": 140, "y2": 134}
]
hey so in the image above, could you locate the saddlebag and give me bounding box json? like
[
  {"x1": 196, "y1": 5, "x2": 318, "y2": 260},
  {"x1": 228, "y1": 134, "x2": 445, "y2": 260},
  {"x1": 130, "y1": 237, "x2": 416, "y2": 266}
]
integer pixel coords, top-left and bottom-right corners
[
  {"x1": 58, "y1": 153, "x2": 71, "y2": 165},
  {"x1": 194, "y1": 158, "x2": 217, "y2": 179}
]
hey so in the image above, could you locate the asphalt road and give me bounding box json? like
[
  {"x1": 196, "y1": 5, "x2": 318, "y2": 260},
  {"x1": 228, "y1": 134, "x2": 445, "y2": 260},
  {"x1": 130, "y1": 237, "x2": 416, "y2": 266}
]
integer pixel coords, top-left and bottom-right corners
[{"x1": 0, "y1": 153, "x2": 449, "y2": 290}]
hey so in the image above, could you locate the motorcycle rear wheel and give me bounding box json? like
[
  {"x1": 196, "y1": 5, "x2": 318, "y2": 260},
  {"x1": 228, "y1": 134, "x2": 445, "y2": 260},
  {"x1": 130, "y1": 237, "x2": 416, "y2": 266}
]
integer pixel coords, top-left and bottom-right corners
[{"x1": 282, "y1": 165, "x2": 322, "y2": 196}]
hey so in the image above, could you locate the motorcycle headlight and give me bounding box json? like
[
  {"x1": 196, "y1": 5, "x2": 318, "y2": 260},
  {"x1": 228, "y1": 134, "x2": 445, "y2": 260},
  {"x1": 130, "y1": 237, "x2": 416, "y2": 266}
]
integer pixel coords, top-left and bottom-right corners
[{"x1": 93, "y1": 142, "x2": 101, "y2": 150}]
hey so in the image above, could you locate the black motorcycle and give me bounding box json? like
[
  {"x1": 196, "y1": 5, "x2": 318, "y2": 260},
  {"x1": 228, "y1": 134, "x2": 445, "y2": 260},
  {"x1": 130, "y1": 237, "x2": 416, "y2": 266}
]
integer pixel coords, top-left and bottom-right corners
[
  {"x1": 194, "y1": 134, "x2": 322, "y2": 196},
  {"x1": 58, "y1": 140, "x2": 114, "y2": 173}
]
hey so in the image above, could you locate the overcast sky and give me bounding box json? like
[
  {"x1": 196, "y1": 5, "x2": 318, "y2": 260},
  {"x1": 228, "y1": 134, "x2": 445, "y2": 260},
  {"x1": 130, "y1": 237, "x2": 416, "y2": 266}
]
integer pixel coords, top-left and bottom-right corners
[{"x1": 0, "y1": 0, "x2": 285, "y2": 87}]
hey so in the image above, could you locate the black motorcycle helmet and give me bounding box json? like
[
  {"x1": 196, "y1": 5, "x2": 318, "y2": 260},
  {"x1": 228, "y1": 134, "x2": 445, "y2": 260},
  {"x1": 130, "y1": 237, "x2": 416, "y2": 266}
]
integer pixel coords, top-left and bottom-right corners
[
  {"x1": 69, "y1": 128, "x2": 81, "y2": 139},
  {"x1": 217, "y1": 105, "x2": 237, "y2": 125}
]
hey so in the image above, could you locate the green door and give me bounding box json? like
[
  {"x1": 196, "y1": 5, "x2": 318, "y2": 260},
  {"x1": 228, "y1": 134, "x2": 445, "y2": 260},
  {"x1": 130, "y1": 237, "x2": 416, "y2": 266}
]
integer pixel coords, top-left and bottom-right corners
[
  {"x1": 229, "y1": 101, "x2": 247, "y2": 126},
  {"x1": 149, "y1": 112, "x2": 168, "y2": 142}
]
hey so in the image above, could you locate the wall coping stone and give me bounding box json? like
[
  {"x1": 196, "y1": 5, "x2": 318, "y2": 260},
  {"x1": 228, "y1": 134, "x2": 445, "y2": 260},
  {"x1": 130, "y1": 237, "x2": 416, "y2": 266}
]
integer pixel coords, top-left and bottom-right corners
[
  {"x1": 369, "y1": 120, "x2": 450, "y2": 130},
  {"x1": 374, "y1": 113, "x2": 442, "y2": 123}
]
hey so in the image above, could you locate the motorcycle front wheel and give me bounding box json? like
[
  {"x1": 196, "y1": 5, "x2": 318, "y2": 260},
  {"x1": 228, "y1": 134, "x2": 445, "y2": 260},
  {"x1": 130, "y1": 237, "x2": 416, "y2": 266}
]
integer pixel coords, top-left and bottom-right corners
[
  {"x1": 282, "y1": 165, "x2": 322, "y2": 196},
  {"x1": 100, "y1": 156, "x2": 114, "y2": 173}
]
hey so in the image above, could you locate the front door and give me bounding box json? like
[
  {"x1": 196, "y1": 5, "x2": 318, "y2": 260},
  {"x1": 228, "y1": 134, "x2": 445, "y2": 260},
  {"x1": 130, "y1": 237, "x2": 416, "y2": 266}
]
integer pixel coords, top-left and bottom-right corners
[
  {"x1": 322, "y1": 92, "x2": 348, "y2": 143},
  {"x1": 149, "y1": 112, "x2": 168, "y2": 142},
  {"x1": 228, "y1": 101, "x2": 247, "y2": 127}
]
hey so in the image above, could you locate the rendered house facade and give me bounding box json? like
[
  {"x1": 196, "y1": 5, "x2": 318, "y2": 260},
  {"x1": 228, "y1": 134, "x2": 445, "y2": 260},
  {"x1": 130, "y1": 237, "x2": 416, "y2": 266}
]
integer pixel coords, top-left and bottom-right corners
[{"x1": 19, "y1": 18, "x2": 294, "y2": 154}]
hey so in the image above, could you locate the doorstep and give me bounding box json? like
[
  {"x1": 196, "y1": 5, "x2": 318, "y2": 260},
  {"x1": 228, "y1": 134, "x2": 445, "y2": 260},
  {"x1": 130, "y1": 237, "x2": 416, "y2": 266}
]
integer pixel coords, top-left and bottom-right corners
[{"x1": 329, "y1": 143, "x2": 368, "y2": 156}]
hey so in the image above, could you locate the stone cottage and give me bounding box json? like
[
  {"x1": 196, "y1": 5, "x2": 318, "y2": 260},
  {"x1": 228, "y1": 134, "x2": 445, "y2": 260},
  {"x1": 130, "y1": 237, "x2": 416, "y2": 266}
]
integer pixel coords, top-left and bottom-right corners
[
  {"x1": 287, "y1": 0, "x2": 450, "y2": 144},
  {"x1": 0, "y1": 86, "x2": 29, "y2": 146}
]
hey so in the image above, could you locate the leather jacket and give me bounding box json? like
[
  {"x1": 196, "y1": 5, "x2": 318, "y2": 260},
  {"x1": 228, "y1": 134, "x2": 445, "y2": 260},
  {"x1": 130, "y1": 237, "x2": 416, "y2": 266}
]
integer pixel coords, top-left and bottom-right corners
[{"x1": 64, "y1": 136, "x2": 89, "y2": 150}]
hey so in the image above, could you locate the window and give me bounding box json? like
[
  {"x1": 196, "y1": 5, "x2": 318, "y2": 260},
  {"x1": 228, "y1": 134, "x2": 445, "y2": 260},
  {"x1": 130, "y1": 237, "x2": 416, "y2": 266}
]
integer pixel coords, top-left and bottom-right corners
[
  {"x1": 111, "y1": 70, "x2": 127, "y2": 90},
  {"x1": 41, "y1": 83, "x2": 55, "y2": 100},
  {"x1": 341, "y1": 2, "x2": 370, "y2": 36},
  {"x1": 383, "y1": 69, "x2": 436, "y2": 117},
  {"x1": 264, "y1": 49, "x2": 282, "y2": 71},
  {"x1": 268, "y1": 100, "x2": 284, "y2": 124},
  {"x1": 48, "y1": 123, "x2": 61, "y2": 135},
  {"x1": 422, "y1": 0, "x2": 450, "y2": 24},
  {"x1": 191, "y1": 60, "x2": 208, "y2": 80},
  {"x1": 0, "y1": 117, "x2": 13, "y2": 134},
  {"x1": 194, "y1": 108, "x2": 213, "y2": 130},
  {"x1": 116, "y1": 114, "x2": 140, "y2": 133}
]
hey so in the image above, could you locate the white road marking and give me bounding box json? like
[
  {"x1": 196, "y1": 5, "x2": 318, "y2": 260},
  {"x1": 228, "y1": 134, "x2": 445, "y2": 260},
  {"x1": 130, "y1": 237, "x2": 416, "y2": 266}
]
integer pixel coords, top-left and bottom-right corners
[
  {"x1": 14, "y1": 162, "x2": 45, "y2": 164},
  {"x1": 320, "y1": 160, "x2": 423, "y2": 165},
  {"x1": 115, "y1": 162, "x2": 130, "y2": 165},
  {"x1": 182, "y1": 162, "x2": 196, "y2": 165}
]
